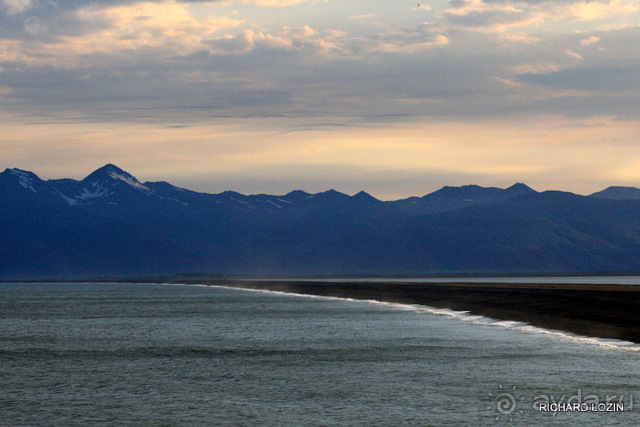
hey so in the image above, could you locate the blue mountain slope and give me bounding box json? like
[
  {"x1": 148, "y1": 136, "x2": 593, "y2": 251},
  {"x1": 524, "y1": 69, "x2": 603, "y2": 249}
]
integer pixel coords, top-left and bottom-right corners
[
  {"x1": 390, "y1": 183, "x2": 536, "y2": 215},
  {"x1": 590, "y1": 186, "x2": 640, "y2": 200},
  {"x1": 3, "y1": 165, "x2": 640, "y2": 278}
]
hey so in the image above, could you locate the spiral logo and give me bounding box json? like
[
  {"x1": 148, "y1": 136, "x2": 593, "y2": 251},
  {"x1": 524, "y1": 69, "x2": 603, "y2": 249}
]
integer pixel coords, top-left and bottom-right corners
[
  {"x1": 495, "y1": 392, "x2": 517, "y2": 414},
  {"x1": 488, "y1": 385, "x2": 525, "y2": 421}
]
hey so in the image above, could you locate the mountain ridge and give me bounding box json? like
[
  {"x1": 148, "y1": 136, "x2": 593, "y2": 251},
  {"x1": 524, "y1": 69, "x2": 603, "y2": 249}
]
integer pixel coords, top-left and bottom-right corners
[
  {"x1": 3, "y1": 164, "x2": 640, "y2": 279},
  {"x1": 590, "y1": 186, "x2": 640, "y2": 200}
]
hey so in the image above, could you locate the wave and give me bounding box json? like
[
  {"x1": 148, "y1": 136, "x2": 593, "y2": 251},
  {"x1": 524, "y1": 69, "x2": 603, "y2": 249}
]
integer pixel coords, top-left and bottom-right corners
[{"x1": 184, "y1": 283, "x2": 640, "y2": 352}]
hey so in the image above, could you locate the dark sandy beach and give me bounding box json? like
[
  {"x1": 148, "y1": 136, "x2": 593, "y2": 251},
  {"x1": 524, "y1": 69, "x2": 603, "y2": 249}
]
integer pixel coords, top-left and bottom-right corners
[{"x1": 186, "y1": 279, "x2": 640, "y2": 344}]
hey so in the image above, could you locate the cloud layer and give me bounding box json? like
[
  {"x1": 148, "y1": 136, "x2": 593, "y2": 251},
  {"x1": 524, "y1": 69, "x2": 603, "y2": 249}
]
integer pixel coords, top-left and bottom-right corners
[{"x1": 1, "y1": 0, "x2": 638, "y2": 122}]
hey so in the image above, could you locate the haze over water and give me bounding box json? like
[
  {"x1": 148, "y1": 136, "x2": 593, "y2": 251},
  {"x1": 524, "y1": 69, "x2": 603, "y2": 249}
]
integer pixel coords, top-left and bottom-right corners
[{"x1": 1, "y1": 282, "x2": 638, "y2": 425}]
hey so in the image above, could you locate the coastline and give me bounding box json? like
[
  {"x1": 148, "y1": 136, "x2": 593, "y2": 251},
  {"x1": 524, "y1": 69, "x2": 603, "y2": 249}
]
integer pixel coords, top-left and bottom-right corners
[{"x1": 182, "y1": 279, "x2": 640, "y2": 344}]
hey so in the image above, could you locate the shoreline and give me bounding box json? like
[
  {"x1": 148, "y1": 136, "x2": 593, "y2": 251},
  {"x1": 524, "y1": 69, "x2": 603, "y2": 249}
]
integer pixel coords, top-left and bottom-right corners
[{"x1": 182, "y1": 279, "x2": 640, "y2": 344}]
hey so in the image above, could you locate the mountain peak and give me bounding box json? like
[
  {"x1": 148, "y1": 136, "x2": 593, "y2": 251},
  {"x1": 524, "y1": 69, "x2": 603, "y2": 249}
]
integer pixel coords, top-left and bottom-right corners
[
  {"x1": 83, "y1": 164, "x2": 148, "y2": 190},
  {"x1": 429, "y1": 184, "x2": 487, "y2": 199},
  {"x1": 63, "y1": 164, "x2": 155, "y2": 203},
  {"x1": 285, "y1": 190, "x2": 311, "y2": 198},
  {"x1": 352, "y1": 190, "x2": 378, "y2": 202},
  {"x1": 100, "y1": 163, "x2": 122, "y2": 171},
  {"x1": 317, "y1": 189, "x2": 349, "y2": 199},
  {"x1": 1, "y1": 168, "x2": 42, "y2": 193},
  {"x1": 87, "y1": 163, "x2": 132, "y2": 179},
  {"x1": 590, "y1": 186, "x2": 640, "y2": 200},
  {"x1": 508, "y1": 182, "x2": 531, "y2": 189},
  {"x1": 505, "y1": 183, "x2": 535, "y2": 195}
]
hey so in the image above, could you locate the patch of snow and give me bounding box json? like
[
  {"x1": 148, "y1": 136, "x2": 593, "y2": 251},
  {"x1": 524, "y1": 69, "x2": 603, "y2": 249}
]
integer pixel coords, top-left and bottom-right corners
[
  {"x1": 306, "y1": 195, "x2": 315, "y2": 198},
  {"x1": 10, "y1": 169, "x2": 36, "y2": 193},
  {"x1": 277, "y1": 198, "x2": 291, "y2": 204},
  {"x1": 76, "y1": 183, "x2": 112, "y2": 200},
  {"x1": 168, "y1": 197, "x2": 189, "y2": 206},
  {"x1": 266, "y1": 200, "x2": 282, "y2": 209},
  {"x1": 107, "y1": 170, "x2": 153, "y2": 193},
  {"x1": 233, "y1": 198, "x2": 250, "y2": 205},
  {"x1": 463, "y1": 199, "x2": 474, "y2": 202},
  {"x1": 54, "y1": 189, "x2": 77, "y2": 206}
]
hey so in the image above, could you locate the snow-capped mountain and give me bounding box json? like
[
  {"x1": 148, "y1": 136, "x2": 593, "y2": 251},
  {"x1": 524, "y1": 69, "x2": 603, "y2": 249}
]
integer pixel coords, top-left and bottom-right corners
[
  {"x1": 6, "y1": 168, "x2": 41, "y2": 193},
  {"x1": 1, "y1": 168, "x2": 53, "y2": 195},
  {"x1": 49, "y1": 164, "x2": 157, "y2": 207}
]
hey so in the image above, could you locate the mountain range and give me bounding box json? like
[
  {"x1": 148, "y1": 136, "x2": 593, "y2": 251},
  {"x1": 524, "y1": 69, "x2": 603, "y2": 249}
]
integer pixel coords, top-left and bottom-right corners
[{"x1": 2, "y1": 164, "x2": 640, "y2": 279}]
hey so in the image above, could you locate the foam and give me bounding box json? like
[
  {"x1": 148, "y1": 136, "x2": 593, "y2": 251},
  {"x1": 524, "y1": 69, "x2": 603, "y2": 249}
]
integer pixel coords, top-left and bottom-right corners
[{"x1": 187, "y1": 284, "x2": 640, "y2": 352}]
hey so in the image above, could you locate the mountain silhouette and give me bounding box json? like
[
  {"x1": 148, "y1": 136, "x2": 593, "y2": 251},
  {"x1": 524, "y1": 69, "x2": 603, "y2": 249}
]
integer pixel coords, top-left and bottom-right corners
[{"x1": 2, "y1": 165, "x2": 640, "y2": 279}]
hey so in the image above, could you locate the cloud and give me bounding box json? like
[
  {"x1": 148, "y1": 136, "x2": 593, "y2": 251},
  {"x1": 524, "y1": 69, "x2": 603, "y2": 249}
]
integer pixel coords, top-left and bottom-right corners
[
  {"x1": 78, "y1": 2, "x2": 241, "y2": 53},
  {"x1": 439, "y1": 0, "x2": 545, "y2": 33},
  {"x1": 559, "y1": 0, "x2": 638, "y2": 21},
  {"x1": 498, "y1": 32, "x2": 541, "y2": 43},
  {"x1": 564, "y1": 49, "x2": 583, "y2": 60},
  {"x1": 208, "y1": 26, "x2": 346, "y2": 54},
  {"x1": 366, "y1": 23, "x2": 449, "y2": 53},
  {"x1": 2, "y1": 0, "x2": 306, "y2": 15},
  {"x1": 580, "y1": 36, "x2": 600, "y2": 46},
  {"x1": 519, "y1": 64, "x2": 640, "y2": 92},
  {"x1": 0, "y1": 0, "x2": 306, "y2": 43},
  {"x1": 238, "y1": 0, "x2": 307, "y2": 5},
  {"x1": 349, "y1": 13, "x2": 374, "y2": 20},
  {"x1": 207, "y1": 21, "x2": 451, "y2": 57},
  {"x1": 0, "y1": 1, "x2": 242, "y2": 65},
  {"x1": 438, "y1": 0, "x2": 639, "y2": 33},
  {"x1": 0, "y1": 0, "x2": 639, "y2": 128},
  {"x1": 2, "y1": 0, "x2": 32, "y2": 15}
]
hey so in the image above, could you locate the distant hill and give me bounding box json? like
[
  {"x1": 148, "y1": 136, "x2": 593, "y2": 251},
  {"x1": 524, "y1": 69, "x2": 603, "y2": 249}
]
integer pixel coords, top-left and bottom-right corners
[
  {"x1": 590, "y1": 186, "x2": 640, "y2": 200},
  {"x1": 2, "y1": 164, "x2": 640, "y2": 279},
  {"x1": 390, "y1": 183, "x2": 535, "y2": 215}
]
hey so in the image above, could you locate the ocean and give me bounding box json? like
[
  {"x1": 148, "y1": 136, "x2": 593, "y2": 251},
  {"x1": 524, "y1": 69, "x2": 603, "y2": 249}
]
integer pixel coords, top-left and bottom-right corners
[{"x1": 1, "y1": 282, "x2": 639, "y2": 425}]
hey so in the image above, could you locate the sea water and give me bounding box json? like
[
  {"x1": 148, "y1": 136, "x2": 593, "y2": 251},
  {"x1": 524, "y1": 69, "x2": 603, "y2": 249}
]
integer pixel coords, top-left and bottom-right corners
[
  {"x1": 1, "y1": 282, "x2": 639, "y2": 425},
  {"x1": 254, "y1": 275, "x2": 640, "y2": 285}
]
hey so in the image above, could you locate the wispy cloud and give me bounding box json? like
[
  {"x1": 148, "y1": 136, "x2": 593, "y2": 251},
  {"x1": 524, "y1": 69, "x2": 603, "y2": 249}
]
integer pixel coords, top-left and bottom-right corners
[
  {"x1": 2, "y1": 0, "x2": 33, "y2": 15},
  {"x1": 439, "y1": 0, "x2": 639, "y2": 33},
  {"x1": 580, "y1": 35, "x2": 600, "y2": 46}
]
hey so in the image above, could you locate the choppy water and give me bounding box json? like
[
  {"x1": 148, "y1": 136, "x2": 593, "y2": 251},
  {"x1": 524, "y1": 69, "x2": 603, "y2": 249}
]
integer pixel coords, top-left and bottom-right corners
[{"x1": 1, "y1": 282, "x2": 639, "y2": 425}]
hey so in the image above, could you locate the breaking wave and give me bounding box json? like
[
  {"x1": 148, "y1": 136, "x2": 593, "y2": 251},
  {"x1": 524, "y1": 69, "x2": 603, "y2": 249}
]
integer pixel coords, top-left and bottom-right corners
[{"x1": 188, "y1": 283, "x2": 640, "y2": 352}]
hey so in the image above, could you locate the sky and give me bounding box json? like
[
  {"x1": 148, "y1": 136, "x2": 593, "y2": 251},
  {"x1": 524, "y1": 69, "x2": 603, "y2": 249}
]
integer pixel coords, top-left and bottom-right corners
[{"x1": 2, "y1": 0, "x2": 640, "y2": 199}]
